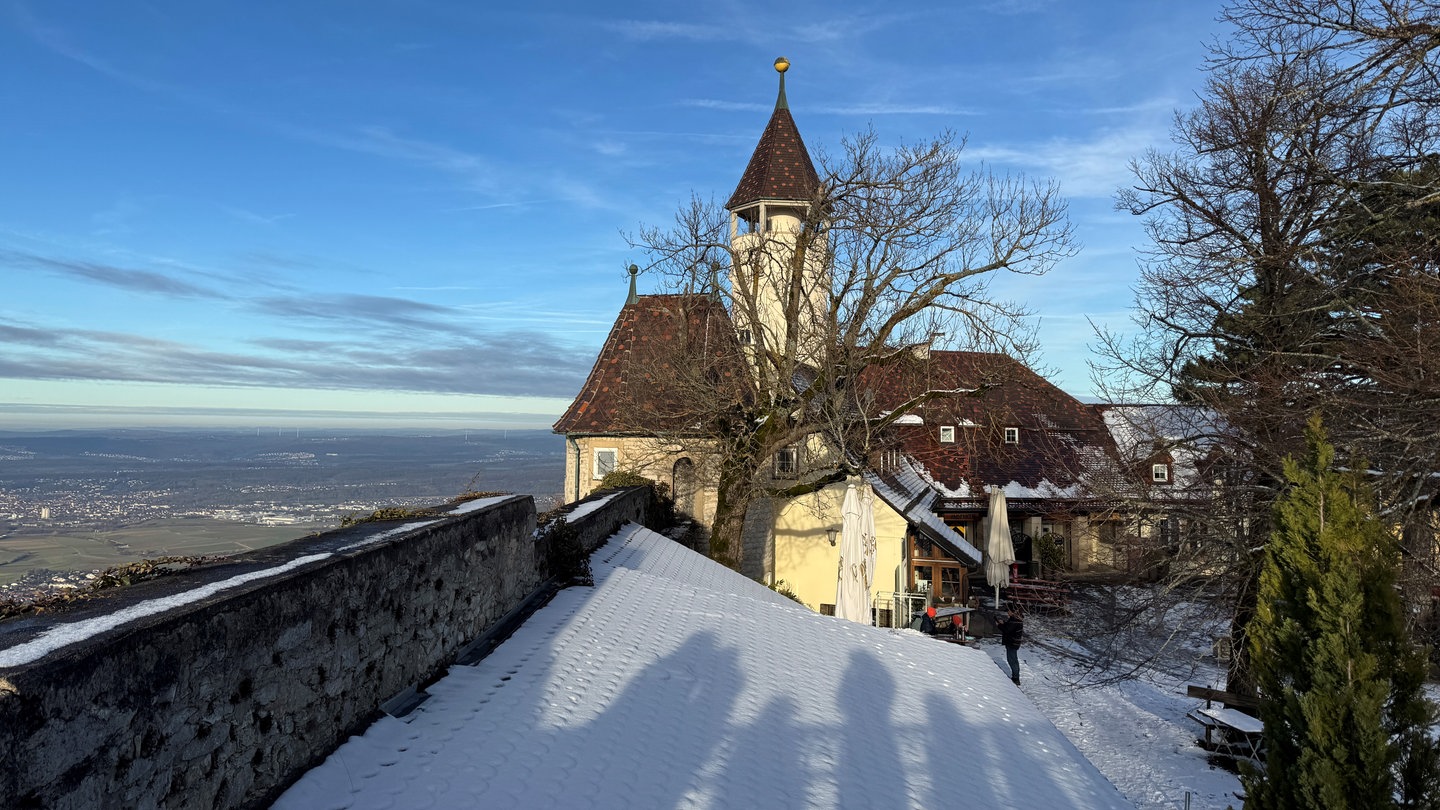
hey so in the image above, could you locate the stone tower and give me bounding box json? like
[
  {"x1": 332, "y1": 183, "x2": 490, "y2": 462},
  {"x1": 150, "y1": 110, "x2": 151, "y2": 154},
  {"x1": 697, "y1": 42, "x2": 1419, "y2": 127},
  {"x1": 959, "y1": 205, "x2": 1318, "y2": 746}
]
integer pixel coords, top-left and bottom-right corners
[{"x1": 724, "y1": 57, "x2": 829, "y2": 370}]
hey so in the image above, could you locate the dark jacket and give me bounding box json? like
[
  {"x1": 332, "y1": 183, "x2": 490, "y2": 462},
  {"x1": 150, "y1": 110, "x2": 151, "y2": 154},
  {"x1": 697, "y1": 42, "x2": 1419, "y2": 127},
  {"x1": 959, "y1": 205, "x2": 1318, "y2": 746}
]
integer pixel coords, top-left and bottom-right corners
[{"x1": 997, "y1": 614, "x2": 1024, "y2": 648}]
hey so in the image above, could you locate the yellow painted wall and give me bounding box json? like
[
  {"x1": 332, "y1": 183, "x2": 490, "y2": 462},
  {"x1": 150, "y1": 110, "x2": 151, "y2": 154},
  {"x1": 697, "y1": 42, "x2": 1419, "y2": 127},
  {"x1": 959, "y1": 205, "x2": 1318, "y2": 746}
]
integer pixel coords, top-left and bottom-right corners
[{"x1": 770, "y1": 481, "x2": 907, "y2": 613}]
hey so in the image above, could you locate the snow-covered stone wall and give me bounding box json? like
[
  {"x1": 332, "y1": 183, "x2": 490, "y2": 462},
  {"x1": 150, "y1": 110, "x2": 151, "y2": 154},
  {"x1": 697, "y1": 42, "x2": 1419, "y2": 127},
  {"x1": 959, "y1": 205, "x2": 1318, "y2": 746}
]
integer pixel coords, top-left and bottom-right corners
[{"x1": 0, "y1": 486, "x2": 658, "y2": 809}]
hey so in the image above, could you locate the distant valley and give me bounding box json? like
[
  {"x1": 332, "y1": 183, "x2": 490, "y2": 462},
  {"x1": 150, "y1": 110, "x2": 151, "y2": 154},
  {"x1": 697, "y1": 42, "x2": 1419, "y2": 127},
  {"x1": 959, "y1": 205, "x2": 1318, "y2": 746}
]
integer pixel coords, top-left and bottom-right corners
[{"x1": 0, "y1": 428, "x2": 563, "y2": 587}]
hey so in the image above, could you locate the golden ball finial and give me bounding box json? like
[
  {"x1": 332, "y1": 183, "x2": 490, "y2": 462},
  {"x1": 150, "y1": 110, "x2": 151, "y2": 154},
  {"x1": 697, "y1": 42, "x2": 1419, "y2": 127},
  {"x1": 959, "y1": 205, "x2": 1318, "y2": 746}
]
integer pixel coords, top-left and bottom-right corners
[{"x1": 774, "y1": 56, "x2": 790, "y2": 74}]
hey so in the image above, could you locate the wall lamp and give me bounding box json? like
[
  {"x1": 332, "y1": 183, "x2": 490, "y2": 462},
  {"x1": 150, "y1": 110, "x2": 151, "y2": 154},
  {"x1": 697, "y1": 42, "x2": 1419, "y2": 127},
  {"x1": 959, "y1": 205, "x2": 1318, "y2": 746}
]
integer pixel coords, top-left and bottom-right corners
[{"x1": 826, "y1": 528, "x2": 840, "y2": 547}]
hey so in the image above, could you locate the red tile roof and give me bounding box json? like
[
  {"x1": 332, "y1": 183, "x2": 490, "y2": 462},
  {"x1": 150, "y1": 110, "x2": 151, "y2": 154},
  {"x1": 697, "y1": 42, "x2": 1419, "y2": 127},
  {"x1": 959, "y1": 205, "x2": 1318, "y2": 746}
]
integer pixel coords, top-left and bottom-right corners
[
  {"x1": 863, "y1": 352, "x2": 1117, "y2": 511},
  {"x1": 725, "y1": 105, "x2": 820, "y2": 210},
  {"x1": 553, "y1": 294, "x2": 747, "y2": 435}
]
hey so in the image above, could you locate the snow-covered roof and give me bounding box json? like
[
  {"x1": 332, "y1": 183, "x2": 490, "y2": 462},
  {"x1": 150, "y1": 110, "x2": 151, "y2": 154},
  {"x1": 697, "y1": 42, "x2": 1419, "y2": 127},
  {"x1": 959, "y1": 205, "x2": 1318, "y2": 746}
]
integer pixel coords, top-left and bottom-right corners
[
  {"x1": 276, "y1": 523, "x2": 1130, "y2": 809},
  {"x1": 1097, "y1": 404, "x2": 1220, "y2": 497},
  {"x1": 867, "y1": 464, "x2": 981, "y2": 565},
  {"x1": 1098, "y1": 404, "x2": 1221, "y2": 462}
]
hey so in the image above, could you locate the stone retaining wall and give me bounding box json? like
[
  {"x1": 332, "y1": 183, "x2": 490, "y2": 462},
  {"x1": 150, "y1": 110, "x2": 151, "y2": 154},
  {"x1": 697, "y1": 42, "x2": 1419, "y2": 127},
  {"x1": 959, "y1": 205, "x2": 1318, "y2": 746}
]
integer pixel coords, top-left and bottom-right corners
[{"x1": 0, "y1": 486, "x2": 657, "y2": 809}]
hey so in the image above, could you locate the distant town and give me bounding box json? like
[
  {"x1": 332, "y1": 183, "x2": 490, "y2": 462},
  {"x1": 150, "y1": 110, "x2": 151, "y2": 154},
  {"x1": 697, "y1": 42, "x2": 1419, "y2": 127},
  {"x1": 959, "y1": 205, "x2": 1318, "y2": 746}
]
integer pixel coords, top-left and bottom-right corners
[{"x1": 0, "y1": 428, "x2": 563, "y2": 592}]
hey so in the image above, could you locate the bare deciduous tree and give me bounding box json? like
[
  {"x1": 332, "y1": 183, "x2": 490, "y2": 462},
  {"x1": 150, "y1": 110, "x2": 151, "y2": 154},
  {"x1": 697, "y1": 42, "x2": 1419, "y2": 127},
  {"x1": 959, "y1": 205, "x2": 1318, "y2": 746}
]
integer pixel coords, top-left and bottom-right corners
[
  {"x1": 630, "y1": 128, "x2": 1075, "y2": 572},
  {"x1": 1099, "y1": 1, "x2": 1440, "y2": 689}
]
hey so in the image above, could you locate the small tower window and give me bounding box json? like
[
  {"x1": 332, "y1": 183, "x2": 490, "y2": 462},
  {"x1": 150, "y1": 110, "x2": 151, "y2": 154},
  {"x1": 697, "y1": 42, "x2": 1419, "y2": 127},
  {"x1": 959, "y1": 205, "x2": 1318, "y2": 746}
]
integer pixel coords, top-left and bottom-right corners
[
  {"x1": 1152, "y1": 463, "x2": 1170, "y2": 483},
  {"x1": 939, "y1": 426, "x2": 955, "y2": 443},
  {"x1": 1004, "y1": 427, "x2": 1020, "y2": 444},
  {"x1": 737, "y1": 329, "x2": 752, "y2": 345}
]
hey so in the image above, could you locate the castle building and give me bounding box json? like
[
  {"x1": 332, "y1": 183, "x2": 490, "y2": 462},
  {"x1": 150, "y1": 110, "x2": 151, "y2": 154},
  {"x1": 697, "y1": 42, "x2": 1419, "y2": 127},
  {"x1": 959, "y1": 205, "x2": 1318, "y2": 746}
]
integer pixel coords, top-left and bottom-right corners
[{"x1": 555, "y1": 60, "x2": 1180, "y2": 616}]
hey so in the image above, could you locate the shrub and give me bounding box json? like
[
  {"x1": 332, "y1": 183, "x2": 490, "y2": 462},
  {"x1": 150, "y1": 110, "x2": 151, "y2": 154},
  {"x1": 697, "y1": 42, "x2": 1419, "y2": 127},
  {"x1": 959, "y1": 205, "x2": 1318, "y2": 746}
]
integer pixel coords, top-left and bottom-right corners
[
  {"x1": 769, "y1": 580, "x2": 805, "y2": 605},
  {"x1": 596, "y1": 470, "x2": 676, "y2": 527},
  {"x1": 536, "y1": 511, "x2": 592, "y2": 587},
  {"x1": 339, "y1": 506, "x2": 438, "y2": 528},
  {"x1": 1035, "y1": 532, "x2": 1067, "y2": 574}
]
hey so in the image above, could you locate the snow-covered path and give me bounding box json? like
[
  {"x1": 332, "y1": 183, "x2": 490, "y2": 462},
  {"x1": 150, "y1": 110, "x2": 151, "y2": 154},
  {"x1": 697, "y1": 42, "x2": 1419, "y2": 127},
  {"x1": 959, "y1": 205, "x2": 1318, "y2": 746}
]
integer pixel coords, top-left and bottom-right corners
[{"x1": 982, "y1": 627, "x2": 1243, "y2": 809}]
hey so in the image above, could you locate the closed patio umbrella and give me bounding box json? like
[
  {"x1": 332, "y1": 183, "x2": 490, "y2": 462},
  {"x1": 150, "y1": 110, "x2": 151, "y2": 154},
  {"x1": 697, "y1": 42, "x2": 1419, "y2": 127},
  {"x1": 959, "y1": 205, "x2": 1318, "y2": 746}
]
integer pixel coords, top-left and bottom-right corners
[
  {"x1": 834, "y1": 482, "x2": 874, "y2": 624},
  {"x1": 985, "y1": 487, "x2": 1016, "y2": 608}
]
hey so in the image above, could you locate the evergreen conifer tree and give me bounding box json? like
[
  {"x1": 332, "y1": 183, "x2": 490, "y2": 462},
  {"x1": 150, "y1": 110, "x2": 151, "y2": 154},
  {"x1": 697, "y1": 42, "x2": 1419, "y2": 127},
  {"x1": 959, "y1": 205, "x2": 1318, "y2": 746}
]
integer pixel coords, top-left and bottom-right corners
[{"x1": 1243, "y1": 417, "x2": 1440, "y2": 809}]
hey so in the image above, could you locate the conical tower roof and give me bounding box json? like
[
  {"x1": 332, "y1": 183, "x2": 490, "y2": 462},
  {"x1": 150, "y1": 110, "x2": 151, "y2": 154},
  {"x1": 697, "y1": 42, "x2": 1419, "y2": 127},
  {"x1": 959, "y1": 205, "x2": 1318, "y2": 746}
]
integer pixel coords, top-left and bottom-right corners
[{"x1": 724, "y1": 58, "x2": 820, "y2": 211}]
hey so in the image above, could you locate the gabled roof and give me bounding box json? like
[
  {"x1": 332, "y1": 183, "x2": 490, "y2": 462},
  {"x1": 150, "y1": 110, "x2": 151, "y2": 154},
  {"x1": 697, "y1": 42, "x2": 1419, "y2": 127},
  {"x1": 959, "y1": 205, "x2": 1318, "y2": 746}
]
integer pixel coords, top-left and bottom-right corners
[
  {"x1": 553, "y1": 294, "x2": 746, "y2": 435},
  {"x1": 724, "y1": 84, "x2": 820, "y2": 211},
  {"x1": 863, "y1": 351, "x2": 1119, "y2": 511},
  {"x1": 1094, "y1": 403, "x2": 1221, "y2": 501}
]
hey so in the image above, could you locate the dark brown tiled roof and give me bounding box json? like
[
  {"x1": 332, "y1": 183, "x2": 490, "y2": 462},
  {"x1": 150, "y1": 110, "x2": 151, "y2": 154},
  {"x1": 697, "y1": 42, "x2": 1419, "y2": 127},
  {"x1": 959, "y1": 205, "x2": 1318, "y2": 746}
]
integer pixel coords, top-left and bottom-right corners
[
  {"x1": 862, "y1": 352, "x2": 1117, "y2": 510},
  {"x1": 725, "y1": 105, "x2": 821, "y2": 210},
  {"x1": 553, "y1": 294, "x2": 747, "y2": 435}
]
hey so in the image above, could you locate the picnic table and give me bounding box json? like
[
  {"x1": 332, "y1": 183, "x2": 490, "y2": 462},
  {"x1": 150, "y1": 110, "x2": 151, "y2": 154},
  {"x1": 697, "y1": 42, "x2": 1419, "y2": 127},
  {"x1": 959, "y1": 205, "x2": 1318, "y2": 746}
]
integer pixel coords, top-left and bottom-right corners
[
  {"x1": 1188, "y1": 705, "x2": 1264, "y2": 761},
  {"x1": 1002, "y1": 577, "x2": 1071, "y2": 610}
]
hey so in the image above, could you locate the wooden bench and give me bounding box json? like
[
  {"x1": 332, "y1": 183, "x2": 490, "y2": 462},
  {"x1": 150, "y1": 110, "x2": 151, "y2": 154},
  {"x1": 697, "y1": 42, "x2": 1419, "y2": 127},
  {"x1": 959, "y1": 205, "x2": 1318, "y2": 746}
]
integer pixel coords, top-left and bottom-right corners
[{"x1": 1185, "y1": 684, "x2": 1262, "y2": 713}]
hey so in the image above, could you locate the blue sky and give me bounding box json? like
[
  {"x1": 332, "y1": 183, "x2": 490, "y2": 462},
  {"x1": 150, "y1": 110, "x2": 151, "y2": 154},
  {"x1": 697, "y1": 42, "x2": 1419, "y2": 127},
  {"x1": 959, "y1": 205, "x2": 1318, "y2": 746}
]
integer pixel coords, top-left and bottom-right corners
[{"x1": 0, "y1": 0, "x2": 1225, "y2": 429}]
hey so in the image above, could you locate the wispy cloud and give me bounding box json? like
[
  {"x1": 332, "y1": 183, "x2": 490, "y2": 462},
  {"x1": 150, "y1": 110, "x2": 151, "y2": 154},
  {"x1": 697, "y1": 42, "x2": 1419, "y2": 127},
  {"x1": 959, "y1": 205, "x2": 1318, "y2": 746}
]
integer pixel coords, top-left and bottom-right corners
[
  {"x1": 681, "y1": 99, "x2": 773, "y2": 113},
  {"x1": 814, "y1": 102, "x2": 982, "y2": 117},
  {"x1": 13, "y1": 6, "x2": 505, "y2": 197},
  {"x1": 90, "y1": 196, "x2": 147, "y2": 237},
  {"x1": 976, "y1": 0, "x2": 1057, "y2": 15},
  {"x1": 219, "y1": 205, "x2": 295, "y2": 227},
  {"x1": 603, "y1": 11, "x2": 911, "y2": 46},
  {"x1": 1, "y1": 249, "x2": 223, "y2": 299},
  {"x1": 966, "y1": 127, "x2": 1167, "y2": 198},
  {"x1": 600, "y1": 20, "x2": 731, "y2": 42},
  {"x1": 0, "y1": 315, "x2": 591, "y2": 398},
  {"x1": 270, "y1": 124, "x2": 500, "y2": 193},
  {"x1": 250, "y1": 293, "x2": 462, "y2": 332},
  {"x1": 12, "y1": 1, "x2": 244, "y2": 119},
  {"x1": 445, "y1": 201, "x2": 549, "y2": 213},
  {"x1": 1064, "y1": 97, "x2": 1178, "y2": 116},
  {"x1": 684, "y1": 97, "x2": 979, "y2": 117}
]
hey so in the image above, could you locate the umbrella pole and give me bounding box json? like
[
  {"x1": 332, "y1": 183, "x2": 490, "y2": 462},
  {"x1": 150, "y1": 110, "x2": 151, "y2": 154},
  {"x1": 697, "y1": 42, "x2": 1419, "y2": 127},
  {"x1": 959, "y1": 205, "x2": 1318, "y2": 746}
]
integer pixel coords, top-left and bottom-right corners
[{"x1": 995, "y1": 583, "x2": 1001, "y2": 609}]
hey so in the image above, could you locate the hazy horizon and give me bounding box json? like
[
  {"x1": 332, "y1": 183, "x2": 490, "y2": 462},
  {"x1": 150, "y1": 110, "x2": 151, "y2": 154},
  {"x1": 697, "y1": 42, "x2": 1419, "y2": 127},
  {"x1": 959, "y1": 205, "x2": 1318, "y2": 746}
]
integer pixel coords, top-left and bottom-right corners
[{"x1": 0, "y1": 402, "x2": 565, "y2": 432}]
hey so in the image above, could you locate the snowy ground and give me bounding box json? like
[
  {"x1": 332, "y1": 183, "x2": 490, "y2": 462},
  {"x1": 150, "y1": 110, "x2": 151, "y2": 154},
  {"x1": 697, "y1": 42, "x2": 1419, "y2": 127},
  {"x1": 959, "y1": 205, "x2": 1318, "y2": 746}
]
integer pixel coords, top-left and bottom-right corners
[
  {"x1": 276, "y1": 524, "x2": 1130, "y2": 809},
  {"x1": 275, "y1": 523, "x2": 1435, "y2": 810},
  {"x1": 978, "y1": 628, "x2": 1243, "y2": 809},
  {"x1": 996, "y1": 591, "x2": 1440, "y2": 810}
]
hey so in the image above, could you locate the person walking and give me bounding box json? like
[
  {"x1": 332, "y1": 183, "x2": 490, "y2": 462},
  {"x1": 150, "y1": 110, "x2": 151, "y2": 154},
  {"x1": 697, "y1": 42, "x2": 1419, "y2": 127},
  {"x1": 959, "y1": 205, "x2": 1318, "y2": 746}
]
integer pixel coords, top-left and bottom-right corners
[{"x1": 996, "y1": 606, "x2": 1024, "y2": 684}]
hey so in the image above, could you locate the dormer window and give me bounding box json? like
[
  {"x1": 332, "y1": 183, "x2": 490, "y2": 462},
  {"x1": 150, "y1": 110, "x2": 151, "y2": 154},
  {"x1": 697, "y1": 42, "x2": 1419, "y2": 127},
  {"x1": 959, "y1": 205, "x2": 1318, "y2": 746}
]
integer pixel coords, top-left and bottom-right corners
[
  {"x1": 1152, "y1": 463, "x2": 1170, "y2": 483},
  {"x1": 939, "y1": 426, "x2": 955, "y2": 443},
  {"x1": 1004, "y1": 427, "x2": 1020, "y2": 444}
]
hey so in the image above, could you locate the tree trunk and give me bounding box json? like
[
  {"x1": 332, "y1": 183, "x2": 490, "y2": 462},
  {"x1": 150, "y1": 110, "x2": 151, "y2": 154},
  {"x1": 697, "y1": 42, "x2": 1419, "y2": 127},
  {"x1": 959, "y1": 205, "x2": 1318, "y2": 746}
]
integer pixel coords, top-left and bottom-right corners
[
  {"x1": 709, "y1": 464, "x2": 753, "y2": 572},
  {"x1": 1227, "y1": 558, "x2": 1261, "y2": 698}
]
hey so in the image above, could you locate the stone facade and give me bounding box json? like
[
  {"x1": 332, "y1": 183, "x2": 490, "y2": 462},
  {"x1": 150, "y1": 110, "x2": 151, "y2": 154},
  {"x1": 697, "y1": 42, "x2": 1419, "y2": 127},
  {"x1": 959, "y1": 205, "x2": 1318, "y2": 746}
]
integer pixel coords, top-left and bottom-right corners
[{"x1": 561, "y1": 435, "x2": 717, "y2": 527}]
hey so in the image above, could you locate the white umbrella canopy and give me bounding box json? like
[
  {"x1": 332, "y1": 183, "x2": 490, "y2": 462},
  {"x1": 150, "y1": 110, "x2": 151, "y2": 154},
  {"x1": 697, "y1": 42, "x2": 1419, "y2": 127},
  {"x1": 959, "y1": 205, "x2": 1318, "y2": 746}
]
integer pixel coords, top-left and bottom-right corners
[
  {"x1": 834, "y1": 482, "x2": 875, "y2": 624},
  {"x1": 984, "y1": 487, "x2": 1017, "y2": 607}
]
